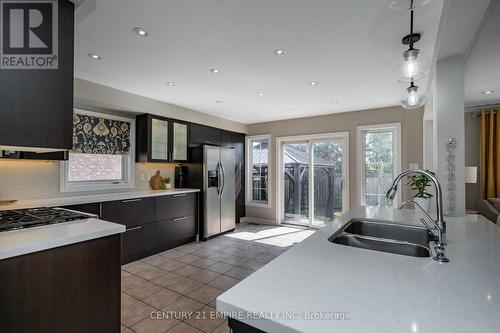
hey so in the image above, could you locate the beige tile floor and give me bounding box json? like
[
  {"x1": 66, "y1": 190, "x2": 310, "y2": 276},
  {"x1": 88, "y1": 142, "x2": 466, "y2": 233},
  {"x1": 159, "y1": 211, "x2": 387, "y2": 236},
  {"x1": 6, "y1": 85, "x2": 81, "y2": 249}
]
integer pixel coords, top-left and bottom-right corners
[{"x1": 121, "y1": 223, "x2": 315, "y2": 333}]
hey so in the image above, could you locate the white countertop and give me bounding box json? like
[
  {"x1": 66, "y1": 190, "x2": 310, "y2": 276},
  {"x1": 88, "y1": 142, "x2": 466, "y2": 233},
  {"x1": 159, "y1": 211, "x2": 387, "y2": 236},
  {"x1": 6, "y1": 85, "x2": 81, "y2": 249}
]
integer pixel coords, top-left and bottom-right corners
[
  {"x1": 0, "y1": 188, "x2": 200, "y2": 211},
  {"x1": 0, "y1": 218, "x2": 125, "y2": 260},
  {"x1": 217, "y1": 207, "x2": 500, "y2": 333}
]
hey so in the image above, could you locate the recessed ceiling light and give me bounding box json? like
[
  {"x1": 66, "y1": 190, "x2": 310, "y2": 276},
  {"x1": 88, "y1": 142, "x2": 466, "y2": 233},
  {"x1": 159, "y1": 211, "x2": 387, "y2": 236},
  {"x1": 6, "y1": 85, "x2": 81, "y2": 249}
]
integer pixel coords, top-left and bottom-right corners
[
  {"x1": 88, "y1": 53, "x2": 101, "y2": 60},
  {"x1": 166, "y1": 82, "x2": 176, "y2": 86},
  {"x1": 482, "y1": 90, "x2": 494, "y2": 95},
  {"x1": 274, "y1": 49, "x2": 286, "y2": 56},
  {"x1": 310, "y1": 81, "x2": 318, "y2": 86},
  {"x1": 133, "y1": 27, "x2": 148, "y2": 37},
  {"x1": 216, "y1": 100, "x2": 223, "y2": 104},
  {"x1": 257, "y1": 92, "x2": 264, "y2": 96},
  {"x1": 210, "y1": 68, "x2": 220, "y2": 74}
]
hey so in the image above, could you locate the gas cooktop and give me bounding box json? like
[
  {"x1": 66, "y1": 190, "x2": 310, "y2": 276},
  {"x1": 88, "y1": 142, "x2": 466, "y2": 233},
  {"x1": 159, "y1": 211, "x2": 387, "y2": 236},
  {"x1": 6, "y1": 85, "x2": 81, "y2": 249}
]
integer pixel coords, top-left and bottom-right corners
[{"x1": 0, "y1": 208, "x2": 91, "y2": 232}]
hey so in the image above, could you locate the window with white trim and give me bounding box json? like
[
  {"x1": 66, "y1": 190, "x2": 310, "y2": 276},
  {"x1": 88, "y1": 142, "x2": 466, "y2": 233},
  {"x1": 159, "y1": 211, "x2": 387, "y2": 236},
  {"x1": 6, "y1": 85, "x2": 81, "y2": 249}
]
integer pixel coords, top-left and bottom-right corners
[
  {"x1": 61, "y1": 110, "x2": 135, "y2": 192},
  {"x1": 357, "y1": 123, "x2": 401, "y2": 207},
  {"x1": 246, "y1": 135, "x2": 271, "y2": 207}
]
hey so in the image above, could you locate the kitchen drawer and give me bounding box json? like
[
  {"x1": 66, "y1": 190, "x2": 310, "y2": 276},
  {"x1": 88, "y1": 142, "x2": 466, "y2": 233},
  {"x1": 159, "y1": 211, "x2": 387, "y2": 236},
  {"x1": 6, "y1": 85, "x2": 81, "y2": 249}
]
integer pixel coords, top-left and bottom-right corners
[
  {"x1": 156, "y1": 215, "x2": 196, "y2": 248},
  {"x1": 122, "y1": 223, "x2": 155, "y2": 263},
  {"x1": 155, "y1": 193, "x2": 197, "y2": 221},
  {"x1": 63, "y1": 203, "x2": 101, "y2": 217},
  {"x1": 101, "y1": 197, "x2": 154, "y2": 227}
]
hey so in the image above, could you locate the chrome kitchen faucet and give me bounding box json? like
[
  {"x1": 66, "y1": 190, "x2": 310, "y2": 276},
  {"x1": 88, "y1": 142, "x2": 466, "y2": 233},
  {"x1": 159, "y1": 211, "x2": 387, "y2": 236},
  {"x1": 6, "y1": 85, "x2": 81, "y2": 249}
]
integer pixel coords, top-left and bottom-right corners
[{"x1": 386, "y1": 169, "x2": 449, "y2": 263}]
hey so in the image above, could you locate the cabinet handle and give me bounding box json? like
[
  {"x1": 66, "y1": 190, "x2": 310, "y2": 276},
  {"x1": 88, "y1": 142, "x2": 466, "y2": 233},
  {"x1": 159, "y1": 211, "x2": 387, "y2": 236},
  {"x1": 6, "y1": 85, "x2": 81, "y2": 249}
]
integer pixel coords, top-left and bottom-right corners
[
  {"x1": 173, "y1": 216, "x2": 188, "y2": 221},
  {"x1": 173, "y1": 194, "x2": 187, "y2": 197},
  {"x1": 126, "y1": 226, "x2": 142, "y2": 232},
  {"x1": 122, "y1": 198, "x2": 142, "y2": 203}
]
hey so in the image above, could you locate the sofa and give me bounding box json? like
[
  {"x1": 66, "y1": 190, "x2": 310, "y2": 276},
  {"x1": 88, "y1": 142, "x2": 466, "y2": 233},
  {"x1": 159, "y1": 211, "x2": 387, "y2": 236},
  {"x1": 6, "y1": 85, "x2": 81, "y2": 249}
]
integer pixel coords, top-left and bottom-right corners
[{"x1": 478, "y1": 198, "x2": 500, "y2": 224}]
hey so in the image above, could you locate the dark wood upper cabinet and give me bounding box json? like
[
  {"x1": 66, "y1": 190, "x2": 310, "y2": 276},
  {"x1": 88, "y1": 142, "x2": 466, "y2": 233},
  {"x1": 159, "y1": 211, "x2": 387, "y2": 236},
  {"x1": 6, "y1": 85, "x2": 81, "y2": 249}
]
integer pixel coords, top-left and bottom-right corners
[
  {"x1": 136, "y1": 114, "x2": 189, "y2": 163},
  {"x1": 0, "y1": 0, "x2": 74, "y2": 150},
  {"x1": 189, "y1": 123, "x2": 221, "y2": 147}
]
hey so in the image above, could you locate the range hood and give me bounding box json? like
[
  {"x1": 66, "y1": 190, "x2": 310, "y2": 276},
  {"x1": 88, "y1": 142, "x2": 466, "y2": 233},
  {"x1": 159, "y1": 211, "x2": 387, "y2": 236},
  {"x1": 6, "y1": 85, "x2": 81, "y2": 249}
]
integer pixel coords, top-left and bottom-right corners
[
  {"x1": 0, "y1": 146, "x2": 68, "y2": 161},
  {"x1": 0, "y1": 0, "x2": 74, "y2": 160}
]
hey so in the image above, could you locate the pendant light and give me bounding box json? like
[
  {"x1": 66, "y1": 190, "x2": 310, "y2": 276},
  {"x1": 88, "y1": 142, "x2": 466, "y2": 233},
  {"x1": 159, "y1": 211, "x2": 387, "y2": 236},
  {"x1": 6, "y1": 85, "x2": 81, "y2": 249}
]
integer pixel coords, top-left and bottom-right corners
[
  {"x1": 386, "y1": 0, "x2": 431, "y2": 11},
  {"x1": 400, "y1": 81, "x2": 426, "y2": 109},
  {"x1": 392, "y1": 0, "x2": 430, "y2": 82}
]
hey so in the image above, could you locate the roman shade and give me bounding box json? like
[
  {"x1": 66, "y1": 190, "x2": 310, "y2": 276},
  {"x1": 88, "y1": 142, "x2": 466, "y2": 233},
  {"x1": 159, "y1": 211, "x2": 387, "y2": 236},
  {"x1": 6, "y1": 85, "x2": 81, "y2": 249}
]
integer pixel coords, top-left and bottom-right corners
[{"x1": 72, "y1": 113, "x2": 131, "y2": 154}]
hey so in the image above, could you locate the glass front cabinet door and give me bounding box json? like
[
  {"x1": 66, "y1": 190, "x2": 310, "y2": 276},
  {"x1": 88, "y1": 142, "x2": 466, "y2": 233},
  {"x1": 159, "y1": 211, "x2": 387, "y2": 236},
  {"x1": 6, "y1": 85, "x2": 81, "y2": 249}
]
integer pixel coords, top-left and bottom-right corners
[
  {"x1": 151, "y1": 118, "x2": 169, "y2": 161},
  {"x1": 136, "y1": 114, "x2": 189, "y2": 163},
  {"x1": 172, "y1": 121, "x2": 188, "y2": 162}
]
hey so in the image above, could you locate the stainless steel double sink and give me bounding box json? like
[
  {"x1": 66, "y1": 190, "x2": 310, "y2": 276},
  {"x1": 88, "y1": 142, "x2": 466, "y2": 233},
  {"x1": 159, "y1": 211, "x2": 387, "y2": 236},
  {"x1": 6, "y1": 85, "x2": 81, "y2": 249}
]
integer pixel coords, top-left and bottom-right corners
[{"x1": 328, "y1": 219, "x2": 437, "y2": 258}]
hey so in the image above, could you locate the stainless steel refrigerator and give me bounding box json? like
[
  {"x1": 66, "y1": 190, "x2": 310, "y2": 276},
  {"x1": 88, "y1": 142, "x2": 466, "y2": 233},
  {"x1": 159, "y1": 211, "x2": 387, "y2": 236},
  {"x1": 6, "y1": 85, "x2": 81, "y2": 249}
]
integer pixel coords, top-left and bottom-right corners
[{"x1": 203, "y1": 145, "x2": 236, "y2": 238}]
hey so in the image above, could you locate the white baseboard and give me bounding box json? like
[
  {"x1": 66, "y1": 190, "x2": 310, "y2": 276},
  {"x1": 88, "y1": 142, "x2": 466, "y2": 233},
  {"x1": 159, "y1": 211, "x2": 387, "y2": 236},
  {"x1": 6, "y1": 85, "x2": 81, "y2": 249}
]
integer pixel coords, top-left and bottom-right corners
[{"x1": 240, "y1": 217, "x2": 278, "y2": 225}]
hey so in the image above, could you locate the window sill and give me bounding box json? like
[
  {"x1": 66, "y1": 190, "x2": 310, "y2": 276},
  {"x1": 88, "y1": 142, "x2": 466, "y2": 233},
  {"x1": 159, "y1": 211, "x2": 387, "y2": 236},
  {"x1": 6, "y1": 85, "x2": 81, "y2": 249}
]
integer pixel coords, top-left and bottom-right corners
[
  {"x1": 246, "y1": 201, "x2": 271, "y2": 208},
  {"x1": 60, "y1": 182, "x2": 135, "y2": 193}
]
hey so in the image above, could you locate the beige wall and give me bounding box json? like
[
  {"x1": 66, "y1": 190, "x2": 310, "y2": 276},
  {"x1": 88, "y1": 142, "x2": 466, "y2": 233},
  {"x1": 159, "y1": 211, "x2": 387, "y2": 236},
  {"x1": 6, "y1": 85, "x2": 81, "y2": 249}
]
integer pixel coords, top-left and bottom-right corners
[
  {"x1": 464, "y1": 113, "x2": 482, "y2": 210},
  {"x1": 245, "y1": 105, "x2": 424, "y2": 223}
]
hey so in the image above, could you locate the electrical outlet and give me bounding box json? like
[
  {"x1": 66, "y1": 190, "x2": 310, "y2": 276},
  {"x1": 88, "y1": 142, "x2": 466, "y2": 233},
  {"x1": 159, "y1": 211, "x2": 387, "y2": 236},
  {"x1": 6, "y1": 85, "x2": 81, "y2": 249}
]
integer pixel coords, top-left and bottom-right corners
[
  {"x1": 409, "y1": 163, "x2": 419, "y2": 170},
  {"x1": 140, "y1": 174, "x2": 146, "y2": 182}
]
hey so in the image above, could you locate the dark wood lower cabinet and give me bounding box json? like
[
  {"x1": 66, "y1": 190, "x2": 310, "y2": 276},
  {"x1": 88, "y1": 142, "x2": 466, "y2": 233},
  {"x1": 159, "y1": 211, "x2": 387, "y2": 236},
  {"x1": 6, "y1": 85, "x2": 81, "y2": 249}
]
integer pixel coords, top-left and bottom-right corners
[
  {"x1": 122, "y1": 223, "x2": 156, "y2": 264},
  {"x1": 0, "y1": 234, "x2": 121, "y2": 333},
  {"x1": 63, "y1": 202, "x2": 101, "y2": 217},
  {"x1": 102, "y1": 198, "x2": 155, "y2": 227},
  {"x1": 62, "y1": 193, "x2": 199, "y2": 264},
  {"x1": 156, "y1": 193, "x2": 197, "y2": 220},
  {"x1": 228, "y1": 318, "x2": 266, "y2": 333},
  {"x1": 156, "y1": 215, "x2": 197, "y2": 251}
]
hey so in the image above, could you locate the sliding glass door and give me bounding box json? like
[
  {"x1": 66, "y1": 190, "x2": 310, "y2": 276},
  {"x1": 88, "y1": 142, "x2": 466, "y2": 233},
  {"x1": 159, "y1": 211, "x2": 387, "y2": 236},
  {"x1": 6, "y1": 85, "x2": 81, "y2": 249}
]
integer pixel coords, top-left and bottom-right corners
[
  {"x1": 279, "y1": 133, "x2": 348, "y2": 228},
  {"x1": 312, "y1": 140, "x2": 345, "y2": 226},
  {"x1": 283, "y1": 142, "x2": 310, "y2": 224}
]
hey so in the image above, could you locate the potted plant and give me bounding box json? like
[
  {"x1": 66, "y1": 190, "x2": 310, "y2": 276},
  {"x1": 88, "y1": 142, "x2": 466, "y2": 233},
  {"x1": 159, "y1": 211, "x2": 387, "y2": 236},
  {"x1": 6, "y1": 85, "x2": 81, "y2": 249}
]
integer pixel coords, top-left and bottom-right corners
[
  {"x1": 164, "y1": 176, "x2": 172, "y2": 190},
  {"x1": 407, "y1": 172, "x2": 434, "y2": 212}
]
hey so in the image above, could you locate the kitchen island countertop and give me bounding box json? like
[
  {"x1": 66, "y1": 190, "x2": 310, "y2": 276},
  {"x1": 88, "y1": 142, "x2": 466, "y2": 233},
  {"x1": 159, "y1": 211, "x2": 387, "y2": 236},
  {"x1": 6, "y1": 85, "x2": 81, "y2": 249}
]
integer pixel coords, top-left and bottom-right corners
[
  {"x1": 0, "y1": 218, "x2": 125, "y2": 260},
  {"x1": 217, "y1": 207, "x2": 500, "y2": 333}
]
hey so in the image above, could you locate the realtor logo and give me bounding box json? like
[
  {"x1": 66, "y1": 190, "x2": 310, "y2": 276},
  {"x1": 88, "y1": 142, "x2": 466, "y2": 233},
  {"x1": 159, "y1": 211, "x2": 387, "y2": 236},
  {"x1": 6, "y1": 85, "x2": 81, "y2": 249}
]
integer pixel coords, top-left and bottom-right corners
[{"x1": 0, "y1": 0, "x2": 58, "y2": 69}]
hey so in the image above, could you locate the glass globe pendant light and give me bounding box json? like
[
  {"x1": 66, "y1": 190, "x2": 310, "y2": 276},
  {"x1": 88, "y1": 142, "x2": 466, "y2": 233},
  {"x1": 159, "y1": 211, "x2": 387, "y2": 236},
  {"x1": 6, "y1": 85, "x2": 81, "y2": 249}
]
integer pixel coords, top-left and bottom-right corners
[
  {"x1": 393, "y1": 47, "x2": 430, "y2": 82},
  {"x1": 401, "y1": 81, "x2": 426, "y2": 109},
  {"x1": 392, "y1": 1, "x2": 431, "y2": 82}
]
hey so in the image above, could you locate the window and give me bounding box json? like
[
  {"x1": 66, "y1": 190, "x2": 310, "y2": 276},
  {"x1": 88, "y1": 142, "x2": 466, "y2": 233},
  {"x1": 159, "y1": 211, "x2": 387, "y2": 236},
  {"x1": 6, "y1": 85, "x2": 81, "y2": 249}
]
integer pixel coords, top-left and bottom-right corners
[
  {"x1": 61, "y1": 110, "x2": 135, "y2": 192},
  {"x1": 246, "y1": 135, "x2": 271, "y2": 207},
  {"x1": 357, "y1": 123, "x2": 401, "y2": 207}
]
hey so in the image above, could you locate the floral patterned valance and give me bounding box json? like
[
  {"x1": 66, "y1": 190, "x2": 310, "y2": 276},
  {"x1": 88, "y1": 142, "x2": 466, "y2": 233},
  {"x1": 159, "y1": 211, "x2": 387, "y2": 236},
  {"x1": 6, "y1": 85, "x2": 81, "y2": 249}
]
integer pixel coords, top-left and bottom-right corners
[{"x1": 72, "y1": 113, "x2": 131, "y2": 155}]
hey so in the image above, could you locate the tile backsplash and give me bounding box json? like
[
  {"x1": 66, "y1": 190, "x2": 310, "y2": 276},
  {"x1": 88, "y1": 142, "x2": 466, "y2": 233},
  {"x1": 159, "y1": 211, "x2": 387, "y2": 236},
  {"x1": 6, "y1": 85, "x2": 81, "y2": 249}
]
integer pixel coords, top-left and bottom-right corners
[{"x1": 0, "y1": 160, "x2": 176, "y2": 200}]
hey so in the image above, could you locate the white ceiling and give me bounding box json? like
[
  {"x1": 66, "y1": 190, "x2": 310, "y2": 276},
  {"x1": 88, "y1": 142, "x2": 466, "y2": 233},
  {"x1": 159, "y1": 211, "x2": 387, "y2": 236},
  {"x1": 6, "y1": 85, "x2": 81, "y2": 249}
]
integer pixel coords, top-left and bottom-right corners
[
  {"x1": 465, "y1": 1, "x2": 500, "y2": 106},
  {"x1": 75, "y1": 0, "x2": 444, "y2": 124}
]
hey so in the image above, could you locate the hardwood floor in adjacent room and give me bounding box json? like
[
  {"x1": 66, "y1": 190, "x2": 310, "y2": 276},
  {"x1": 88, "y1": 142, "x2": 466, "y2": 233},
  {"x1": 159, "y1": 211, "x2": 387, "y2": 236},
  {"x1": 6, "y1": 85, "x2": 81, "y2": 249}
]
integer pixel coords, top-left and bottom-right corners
[{"x1": 120, "y1": 223, "x2": 315, "y2": 333}]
